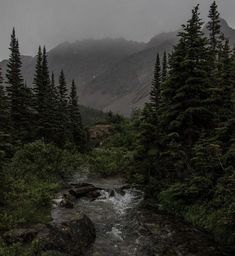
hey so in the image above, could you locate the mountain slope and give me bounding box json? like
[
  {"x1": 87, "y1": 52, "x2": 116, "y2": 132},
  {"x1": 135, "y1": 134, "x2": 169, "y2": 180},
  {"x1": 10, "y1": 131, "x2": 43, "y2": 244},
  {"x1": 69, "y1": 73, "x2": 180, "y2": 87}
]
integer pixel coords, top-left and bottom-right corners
[
  {"x1": 1, "y1": 18, "x2": 235, "y2": 116},
  {"x1": 81, "y1": 18, "x2": 235, "y2": 115}
]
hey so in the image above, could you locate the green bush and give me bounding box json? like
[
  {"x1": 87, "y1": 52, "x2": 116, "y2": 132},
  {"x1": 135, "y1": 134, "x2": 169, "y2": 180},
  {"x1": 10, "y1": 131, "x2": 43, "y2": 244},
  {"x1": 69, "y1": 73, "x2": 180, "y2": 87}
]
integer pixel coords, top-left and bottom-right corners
[
  {"x1": 87, "y1": 147, "x2": 132, "y2": 177},
  {"x1": 158, "y1": 175, "x2": 235, "y2": 245},
  {"x1": 0, "y1": 140, "x2": 84, "y2": 231},
  {"x1": 9, "y1": 141, "x2": 81, "y2": 181}
]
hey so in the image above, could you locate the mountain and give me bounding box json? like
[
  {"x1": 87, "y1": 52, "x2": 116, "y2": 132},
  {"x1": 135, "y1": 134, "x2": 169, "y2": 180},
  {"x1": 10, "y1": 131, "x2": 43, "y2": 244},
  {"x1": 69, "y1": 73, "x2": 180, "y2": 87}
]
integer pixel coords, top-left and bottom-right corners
[
  {"x1": 0, "y1": 38, "x2": 145, "y2": 88},
  {"x1": 1, "y1": 18, "x2": 235, "y2": 116},
  {"x1": 81, "y1": 33, "x2": 177, "y2": 115}
]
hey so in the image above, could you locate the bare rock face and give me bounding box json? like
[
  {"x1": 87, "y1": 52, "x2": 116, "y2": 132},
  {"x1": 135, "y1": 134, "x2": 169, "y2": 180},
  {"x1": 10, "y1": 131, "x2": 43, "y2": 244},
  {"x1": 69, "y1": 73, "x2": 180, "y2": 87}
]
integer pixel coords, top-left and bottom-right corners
[{"x1": 39, "y1": 213, "x2": 96, "y2": 256}]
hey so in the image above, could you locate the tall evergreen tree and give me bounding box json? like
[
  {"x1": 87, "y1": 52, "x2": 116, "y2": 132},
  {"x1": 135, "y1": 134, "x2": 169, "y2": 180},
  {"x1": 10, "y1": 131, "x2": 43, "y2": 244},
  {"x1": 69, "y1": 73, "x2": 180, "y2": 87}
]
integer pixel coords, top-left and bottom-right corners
[
  {"x1": 159, "y1": 5, "x2": 213, "y2": 177},
  {"x1": 207, "y1": 1, "x2": 222, "y2": 53},
  {"x1": 41, "y1": 46, "x2": 55, "y2": 142},
  {"x1": 162, "y1": 51, "x2": 168, "y2": 82},
  {"x1": 150, "y1": 53, "x2": 161, "y2": 113},
  {"x1": 0, "y1": 67, "x2": 8, "y2": 132},
  {"x1": 6, "y1": 28, "x2": 29, "y2": 142},
  {"x1": 33, "y1": 46, "x2": 59, "y2": 142},
  {"x1": 57, "y1": 70, "x2": 69, "y2": 146},
  {"x1": 69, "y1": 80, "x2": 85, "y2": 151},
  {"x1": 206, "y1": 1, "x2": 225, "y2": 124},
  {"x1": 33, "y1": 46, "x2": 44, "y2": 139},
  {"x1": 219, "y1": 40, "x2": 233, "y2": 122}
]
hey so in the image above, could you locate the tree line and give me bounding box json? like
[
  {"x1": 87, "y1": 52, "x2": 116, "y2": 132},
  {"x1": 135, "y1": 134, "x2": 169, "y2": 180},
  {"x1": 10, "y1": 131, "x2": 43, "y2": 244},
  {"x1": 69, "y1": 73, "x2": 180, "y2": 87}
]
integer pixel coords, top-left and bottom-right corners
[
  {"x1": 0, "y1": 29, "x2": 86, "y2": 154},
  {"x1": 134, "y1": 2, "x2": 235, "y2": 245}
]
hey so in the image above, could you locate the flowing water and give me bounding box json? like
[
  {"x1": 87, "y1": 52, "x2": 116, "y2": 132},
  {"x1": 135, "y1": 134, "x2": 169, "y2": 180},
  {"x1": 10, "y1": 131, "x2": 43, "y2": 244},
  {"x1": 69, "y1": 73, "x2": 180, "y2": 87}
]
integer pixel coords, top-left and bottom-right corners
[
  {"x1": 76, "y1": 178, "x2": 147, "y2": 255},
  {"x1": 52, "y1": 175, "x2": 234, "y2": 256},
  {"x1": 52, "y1": 176, "x2": 150, "y2": 255}
]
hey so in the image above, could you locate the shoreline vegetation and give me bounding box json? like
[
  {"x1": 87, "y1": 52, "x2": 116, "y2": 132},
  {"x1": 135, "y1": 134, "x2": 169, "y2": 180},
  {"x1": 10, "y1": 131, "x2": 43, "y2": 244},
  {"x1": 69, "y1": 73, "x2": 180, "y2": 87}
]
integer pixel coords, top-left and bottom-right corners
[{"x1": 0, "y1": 1, "x2": 235, "y2": 254}]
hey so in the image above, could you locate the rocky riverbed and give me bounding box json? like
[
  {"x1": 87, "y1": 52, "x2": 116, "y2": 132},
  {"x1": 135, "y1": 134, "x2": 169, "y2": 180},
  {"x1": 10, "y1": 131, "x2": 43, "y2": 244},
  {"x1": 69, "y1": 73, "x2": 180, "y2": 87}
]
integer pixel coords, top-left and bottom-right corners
[
  {"x1": 52, "y1": 176, "x2": 234, "y2": 256},
  {"x1": 2, "y1": 175, "x2": 234, "y2": 255}
]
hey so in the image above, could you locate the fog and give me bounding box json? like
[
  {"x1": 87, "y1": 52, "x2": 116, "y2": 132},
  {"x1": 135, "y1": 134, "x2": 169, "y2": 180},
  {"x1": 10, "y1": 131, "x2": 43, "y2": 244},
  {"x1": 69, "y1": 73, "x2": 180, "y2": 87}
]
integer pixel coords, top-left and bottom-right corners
[{"x1": 0, "y1": 0, "x2": 234, "y2": 60}]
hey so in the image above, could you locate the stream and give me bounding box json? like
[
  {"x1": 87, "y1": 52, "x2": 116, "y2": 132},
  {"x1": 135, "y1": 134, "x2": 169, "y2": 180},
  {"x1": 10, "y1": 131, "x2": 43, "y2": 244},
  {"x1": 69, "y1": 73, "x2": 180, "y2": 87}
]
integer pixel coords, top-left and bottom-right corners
[{"x1": 52, "y1": 174, "x2": 234, "y2": 256}]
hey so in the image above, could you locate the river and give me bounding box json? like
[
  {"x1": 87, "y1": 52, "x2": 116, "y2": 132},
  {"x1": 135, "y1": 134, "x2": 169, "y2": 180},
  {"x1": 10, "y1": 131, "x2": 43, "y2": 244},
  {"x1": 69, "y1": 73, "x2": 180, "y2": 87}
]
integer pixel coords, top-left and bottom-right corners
[{"x1": 52, "y1": 175, "x2": 234, "y2": 256}]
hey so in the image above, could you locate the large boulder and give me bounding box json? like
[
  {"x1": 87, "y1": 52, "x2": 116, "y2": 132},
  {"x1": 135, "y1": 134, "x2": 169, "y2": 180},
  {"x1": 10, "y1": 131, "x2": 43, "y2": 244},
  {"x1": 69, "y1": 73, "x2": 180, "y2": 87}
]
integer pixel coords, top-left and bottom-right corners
[
  {"x1": 69, "y1": 183, "x2": 99, "y2": 198},
  {"x1": 39, "y1": 213, "x2": 96, "y2": 256}
]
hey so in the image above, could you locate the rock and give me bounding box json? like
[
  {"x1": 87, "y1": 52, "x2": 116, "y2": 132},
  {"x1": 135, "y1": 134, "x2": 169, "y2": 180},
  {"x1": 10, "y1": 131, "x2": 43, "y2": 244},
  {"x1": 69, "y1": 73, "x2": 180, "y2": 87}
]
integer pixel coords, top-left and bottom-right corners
[
  {"x1": 70, "y1": 183, "x2": 93, "y2": 188},
  {"x1": 109, "y1": 190, "x2": 115, "y2": 197},
  {"x1": 87, "y1": 190, "x2": 101, "y2": 201},
  {"x1": 69, "y1": 184, "x2": 98, "y2": 198},
  {"x1": 115, "y1": 188, "x2": 126, "y2": 196},
  {"x1": 3, "y1": 227, "x2": 39, "y2": 245},
  {"x1": 69, "y1": 189, "x2": 77, "y2": 197},
  {"x1": 59, "y1": 198, "x2": 74, "y2": 208},
  {"x1": 39, "y1": 213, "x2": 96, "y2": 256},
  {"x1": 121, "y1": 185, "x2": 131, "y2": 190}
]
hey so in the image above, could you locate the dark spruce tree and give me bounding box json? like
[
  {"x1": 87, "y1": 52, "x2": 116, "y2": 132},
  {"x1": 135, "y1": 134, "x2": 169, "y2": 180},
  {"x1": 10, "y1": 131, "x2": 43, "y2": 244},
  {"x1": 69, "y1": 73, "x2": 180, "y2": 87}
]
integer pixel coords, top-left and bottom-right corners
[
  {"x1": 134, "y1": 53, "x2": 163, "y2": 184},
  {"x1": 41, "y1": 46, "x2": 57, "y2": 142},
  {"x1": 6, "y1": 28, "x2": 30, "y2": 142},
  {"x1": 57, "y1": 70, "x2": 69, "y2": 147},
  {"x1": 162, "y1": 51, "x2": 168, "y2": 82},
  {"x1": 33, "y1": 46, "x2": 49, "y2": 140},
  {"x1": 0, "y1": 67, "x2": 10, "y2": 156},
  {"x1": 0, "y1": 67, "x2": 8, "y2": 133},
  {"x1": 219, "y1": 40, "x2": 233, "y2": 121},
  {"x1": 69, "y1": 80, "x2": 86, "y2": 152},
  {"x1": 207, "y1": 1, "x2": 225, "y2": 124},
  {"x1": 158, "y1": 6, "x2": 213, "y2": 178},
  {"x1": 207, "y1": 1, "x2": 222, "y2": 54},
  {"x1": 150, "y1": 53, "x2": 161, "y2": 113}
]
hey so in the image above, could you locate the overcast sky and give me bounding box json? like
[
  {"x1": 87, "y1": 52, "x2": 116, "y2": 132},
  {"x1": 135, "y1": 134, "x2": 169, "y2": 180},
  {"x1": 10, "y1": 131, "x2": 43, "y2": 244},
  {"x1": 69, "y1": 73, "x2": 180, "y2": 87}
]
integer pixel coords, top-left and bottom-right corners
[{"x1": 0, "y1": 0, "x2": 234, "y2": 60}]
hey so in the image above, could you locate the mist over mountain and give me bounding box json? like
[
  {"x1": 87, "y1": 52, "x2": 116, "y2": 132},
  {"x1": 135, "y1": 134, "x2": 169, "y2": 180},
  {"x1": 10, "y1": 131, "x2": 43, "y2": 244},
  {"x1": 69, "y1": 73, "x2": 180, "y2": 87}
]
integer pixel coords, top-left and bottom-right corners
[{"x1": 1, "y1": 18, "x2": 235, "y2": 116}]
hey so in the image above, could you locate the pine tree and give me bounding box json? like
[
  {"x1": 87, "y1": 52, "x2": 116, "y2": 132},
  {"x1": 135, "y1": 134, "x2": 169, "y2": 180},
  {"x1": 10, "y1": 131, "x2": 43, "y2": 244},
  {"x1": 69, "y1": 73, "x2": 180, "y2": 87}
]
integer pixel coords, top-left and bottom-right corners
[
  {"x1": 69, "y1": 80, "x2": 85, "y2": 151},
  {"x1": 158, "y1": 6, "x2": 213, "y2": 177},
  {"x1": 150, "y1": 53, "x2": 161, "y2": 113},
  {"x1": 162, "y1": 51, "x2": 168, "y2": 82},
  {"x1": 33, "y1": 46, "x2": 44, "y2": 139},
  {"x1": 207, "y1": 1, "x2": 222, "y2": 53},
  {"x1": 33, "y1": 46, "x2": 60, "y2": 142},
  {"x1": 206, "y1": 1, "x2": 225, "y2": 124},
  {"x1": 41, "y1": 46, "x2": 56, "y2": 142},
  {"x1": 6, "y1": 28, "x2": 29, "y2": 142},
  {"x1": 220, "y1": 40, "x2": 233, "y2": 121},
  {"x1": 0, "y1": 67, "x2": 8, "y2": 132},
  {"x1": 57, "y1": 70, "x2": 69, "y2": 146}
]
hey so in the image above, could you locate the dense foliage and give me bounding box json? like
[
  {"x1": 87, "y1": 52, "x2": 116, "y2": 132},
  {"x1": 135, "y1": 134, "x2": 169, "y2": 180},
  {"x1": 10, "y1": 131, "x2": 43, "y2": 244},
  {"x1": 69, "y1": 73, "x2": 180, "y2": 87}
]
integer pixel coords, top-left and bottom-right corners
[
  {"x1": 0, "y1": 1, "x2": 234, "y2": 253},
  {"x1": 0, "y1": 28, "x2": 91, "y2": 254},
  {"x1": 131, "y1": 2, "x2": 235, "y2": 246}
]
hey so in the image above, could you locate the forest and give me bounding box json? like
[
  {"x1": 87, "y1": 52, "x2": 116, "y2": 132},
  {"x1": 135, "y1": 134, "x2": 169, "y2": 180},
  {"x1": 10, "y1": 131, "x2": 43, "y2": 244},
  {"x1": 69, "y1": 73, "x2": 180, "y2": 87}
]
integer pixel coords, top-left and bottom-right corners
[{"x1": 0, "y1": 1, "x2": 234, "y2": 255}]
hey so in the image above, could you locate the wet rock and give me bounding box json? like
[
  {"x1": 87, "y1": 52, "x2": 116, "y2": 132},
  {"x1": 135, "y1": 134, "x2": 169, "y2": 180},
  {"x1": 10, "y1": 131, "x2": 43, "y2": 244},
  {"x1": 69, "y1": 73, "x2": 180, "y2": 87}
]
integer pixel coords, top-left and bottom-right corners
[
  {"x1": 109, "y1": 189, "x2": 115, "y2": 197},
  {"x1": 70, "y1": 182, "x2": 93, "y2": 188},
  {"x1": 39, "y1": 213, "x2": 96, "y2": 256},
  {"x1": 59, "y1": 193, "x2": 75, "y2": 208},
  {"x1": 2, "y1": 225, "x2": 46, "y2": 245},
  {"x1": 120, "y1": 185, "x2": 131, "y2": 190},
  {"x1": 69, "y1": 184, "x2": 98, "y2": 198},
  {"x1": 115, "y1": 188, "x2": 126, "y2": 196},
  {"x1": 87, "y1": 190, "x2": 101, "y2": 201},
  {"x1": 59, "y1": 198, "x2": 74, "y2": 208}
]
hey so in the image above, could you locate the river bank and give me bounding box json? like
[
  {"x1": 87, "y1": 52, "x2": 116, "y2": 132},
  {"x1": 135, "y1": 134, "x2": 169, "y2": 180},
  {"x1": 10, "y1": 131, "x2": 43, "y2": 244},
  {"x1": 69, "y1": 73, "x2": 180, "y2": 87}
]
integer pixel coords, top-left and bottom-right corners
[{"x1": 51, "y1": 175, "x2": 234, "y2": 256}]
